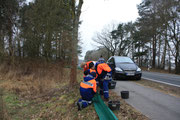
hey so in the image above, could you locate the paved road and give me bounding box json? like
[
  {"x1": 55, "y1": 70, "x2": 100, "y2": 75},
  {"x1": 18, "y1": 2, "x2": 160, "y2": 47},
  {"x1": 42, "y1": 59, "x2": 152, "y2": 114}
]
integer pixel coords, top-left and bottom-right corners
[
  {"x1": 113, "y1": 81, "x2": 180, "y2": 120},
  {"x1": 142, "y1": 71, "x2": 180, "y2": 87}
]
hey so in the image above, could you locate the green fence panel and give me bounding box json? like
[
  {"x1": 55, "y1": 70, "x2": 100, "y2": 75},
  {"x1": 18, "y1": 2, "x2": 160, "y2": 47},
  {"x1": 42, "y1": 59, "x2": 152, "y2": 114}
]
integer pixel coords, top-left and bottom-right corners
[{"x1": 93, "y1": 93, "x2": 118, "y2": 120}]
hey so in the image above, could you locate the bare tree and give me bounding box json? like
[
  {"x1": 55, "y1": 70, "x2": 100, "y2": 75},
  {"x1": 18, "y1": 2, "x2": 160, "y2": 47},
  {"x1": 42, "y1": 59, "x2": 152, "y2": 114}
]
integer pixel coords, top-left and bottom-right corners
[{"x1": 93, "y1": 23, "x2": 119, "y2": 57}]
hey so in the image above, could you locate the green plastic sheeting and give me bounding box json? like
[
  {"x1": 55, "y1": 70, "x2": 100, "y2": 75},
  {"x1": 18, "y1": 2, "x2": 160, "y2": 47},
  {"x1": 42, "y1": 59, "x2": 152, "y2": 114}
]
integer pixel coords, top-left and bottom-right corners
[{"x1": 93, "y1": 93, "x2": 118, "y2": 120}]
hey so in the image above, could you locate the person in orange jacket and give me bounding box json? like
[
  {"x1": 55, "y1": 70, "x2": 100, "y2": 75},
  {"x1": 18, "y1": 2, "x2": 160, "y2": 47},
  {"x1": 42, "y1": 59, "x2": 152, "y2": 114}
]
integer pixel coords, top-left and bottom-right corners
[
  {"x1": 80, "y1": 61, "x2": 93, "y2": 72},
  {"x1": 77, "y1": 72, "x2": 97, "y2": 110},
  {"x1": 81, "y1": 61, "x2": 97, "y2": 76},
  {"x1": 84, "y1": 62, "x2": 96, "y2": 76},
  {"x1": 95, "y1": 59, "x2": 112, "y2": 101}
]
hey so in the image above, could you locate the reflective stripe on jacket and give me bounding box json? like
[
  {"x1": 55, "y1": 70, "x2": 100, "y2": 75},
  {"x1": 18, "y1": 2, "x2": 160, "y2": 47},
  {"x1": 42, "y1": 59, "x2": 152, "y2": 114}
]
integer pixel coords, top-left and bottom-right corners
[{"x1": 80, "y1": 79, "x2": 97, "y2": 93}]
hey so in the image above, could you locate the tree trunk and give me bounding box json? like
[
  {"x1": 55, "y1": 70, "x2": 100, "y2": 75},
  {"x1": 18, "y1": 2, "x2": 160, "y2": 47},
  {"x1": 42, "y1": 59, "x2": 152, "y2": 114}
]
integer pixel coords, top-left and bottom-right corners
[
  {"x1": 17, "y1": 37, "x2": 21, "y2": 57},
  {"x1": 55, "y1": 33, "x2": 58, "y2": 60},
  {"x1": 58, "y1": 31, "x2": 62, "y2": 60},
  {"x1": 132, "y1": 43, "x2": 134, "y2": 61},
  {"x1": 171, "y1": 20, "x2": 180, "y2": 74},
  {"x1": 161, "y1": 39, "x2": 167, "y2": 69},
  {"x1": 70, "y1": 0, "x2": 83, "y2": 86},
  {"x1": 157, "y1": 36, "x2": 161, "y2": 68},
  {"x1": 138, "y1": 43, "x2": 140, "y2": 66},
  {"x1": 70, "y1": 23, "x2": 78, "y2": 85},
  {"x1": 168, "y1": 46, "x2": 171, "y2": 73},
  {"x1": 8, "y1": 24, "x2": 13, "y2": 57},
  {"x1": 175, "y1": 41, "x2": 180, "y2": 74},
  {"x1": 0, "y1": 31, "x2": 4, "y2": 55},
  {"x1": 152, "y1": 34, "x2": 157, "y2": 68},
  {"x1": 177, "y1": 59, "x2": 180, "y2": 74},
  {"x1": 8, "y1": 21, "x2": 15, "y2": 65}
]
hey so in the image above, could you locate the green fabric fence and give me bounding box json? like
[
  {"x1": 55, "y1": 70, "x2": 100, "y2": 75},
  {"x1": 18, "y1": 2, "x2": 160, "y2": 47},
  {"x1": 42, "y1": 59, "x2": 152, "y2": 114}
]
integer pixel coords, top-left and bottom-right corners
[{"x1": 93, "y1": 93, "x2": 118, "y2": 120}]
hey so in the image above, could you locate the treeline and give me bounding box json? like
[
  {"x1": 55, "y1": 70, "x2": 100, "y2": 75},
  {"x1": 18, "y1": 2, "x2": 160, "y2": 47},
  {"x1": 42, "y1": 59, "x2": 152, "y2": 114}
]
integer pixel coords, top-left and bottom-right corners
[
  {"x1": 85, "y1": 48, "x2": 109, "y2": 61},
  {"x1": 0, "y1": 0, "x2": 83, "y2": 84},
  {"x1": 0, "y1": 0, "x2": 82, "y2": 62},
  {"x1": 85, "y1": 0, "x2": 180, "y2": 74}
]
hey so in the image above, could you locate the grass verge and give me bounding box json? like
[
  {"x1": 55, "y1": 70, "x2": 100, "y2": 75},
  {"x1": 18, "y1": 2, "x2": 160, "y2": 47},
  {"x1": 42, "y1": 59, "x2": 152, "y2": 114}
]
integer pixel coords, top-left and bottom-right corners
[
  {"x1": 0, "y1": 61, "x2": 149, "y2": 120},
  {"x1": 1, "y1": 85, "x2": 149, "y2": 120},
  {"x1": 134, "y1": 79, "x2": 180, "y2": 98},
  {"x1": 141, "y1": 67, "x2": 180, "y2": 75}
]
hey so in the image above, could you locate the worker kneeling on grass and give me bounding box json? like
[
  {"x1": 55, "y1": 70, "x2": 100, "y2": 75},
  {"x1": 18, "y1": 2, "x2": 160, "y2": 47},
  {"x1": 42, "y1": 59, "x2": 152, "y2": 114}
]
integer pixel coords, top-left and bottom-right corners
[
  {"x1": 95, "y1": 60, "x2": 112, "y2": 101},
  {"x1": 77, "y1": 72, "x2": 97, "y2": 110}
]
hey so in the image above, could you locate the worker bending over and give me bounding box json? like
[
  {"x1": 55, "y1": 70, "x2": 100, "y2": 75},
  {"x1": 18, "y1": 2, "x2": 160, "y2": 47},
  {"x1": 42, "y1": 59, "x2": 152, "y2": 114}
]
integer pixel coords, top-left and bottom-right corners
[{"x1": 95, "y1": 60, "x2": 112, "y2": 101}]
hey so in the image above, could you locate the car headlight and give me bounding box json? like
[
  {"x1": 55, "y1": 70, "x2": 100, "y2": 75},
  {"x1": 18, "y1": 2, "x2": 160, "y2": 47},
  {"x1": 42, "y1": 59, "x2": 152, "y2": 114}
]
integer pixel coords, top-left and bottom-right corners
[
  {"x1": 137, "y1": 68, "x2": 141, "y2": 72},
  {"x1": 115, "y1": 67, "x2": 123, "y2": 72}
]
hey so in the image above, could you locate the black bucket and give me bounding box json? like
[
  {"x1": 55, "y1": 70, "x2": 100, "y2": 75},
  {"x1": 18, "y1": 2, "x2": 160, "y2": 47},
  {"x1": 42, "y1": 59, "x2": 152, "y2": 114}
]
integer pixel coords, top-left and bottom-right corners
[
  {"x1": 108, "y1": 80, "x2": 116, "y2": 89},
  {"x1": 108, "y1": 101, "x2": 120, "y2": 111},
  {"x1": 121, "y1": 91, "x2": 129, "y2": 99}
]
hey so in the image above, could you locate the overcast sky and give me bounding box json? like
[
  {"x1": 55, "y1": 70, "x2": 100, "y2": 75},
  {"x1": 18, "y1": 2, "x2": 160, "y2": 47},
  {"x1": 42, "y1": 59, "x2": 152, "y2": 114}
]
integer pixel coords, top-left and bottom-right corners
[
  {"x1": 79, "y1": 0, "x2": 142, "y2": 60},
  {"x1": 26, "y1": 0, "x2": 142, "y2": 60}
]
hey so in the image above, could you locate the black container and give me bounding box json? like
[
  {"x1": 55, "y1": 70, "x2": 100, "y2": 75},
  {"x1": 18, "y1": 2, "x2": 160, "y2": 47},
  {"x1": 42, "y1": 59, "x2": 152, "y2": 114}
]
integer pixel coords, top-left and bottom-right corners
[
  {"x1": 108, "y1": 101, "x2": 120, "y2": 111},
  {"x1": 121, "y1": 91, "x2": 129, "y2": 99},
  {"x1": 108, "y1": 80, "x2": 116, "y2": 89}
]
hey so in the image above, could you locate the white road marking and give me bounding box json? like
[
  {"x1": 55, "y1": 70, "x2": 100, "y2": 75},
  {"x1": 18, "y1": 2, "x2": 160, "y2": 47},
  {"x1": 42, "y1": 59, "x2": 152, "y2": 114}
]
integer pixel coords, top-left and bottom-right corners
[{"x1": 142, "y1": 77, "x2": 180, "y2": 88}]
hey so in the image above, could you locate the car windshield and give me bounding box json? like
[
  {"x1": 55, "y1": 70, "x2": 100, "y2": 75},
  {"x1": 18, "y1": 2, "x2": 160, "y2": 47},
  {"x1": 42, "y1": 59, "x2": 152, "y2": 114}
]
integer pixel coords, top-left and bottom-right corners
[{"x1": 115, "y1": 57, "x2": 134, "y2": 64}]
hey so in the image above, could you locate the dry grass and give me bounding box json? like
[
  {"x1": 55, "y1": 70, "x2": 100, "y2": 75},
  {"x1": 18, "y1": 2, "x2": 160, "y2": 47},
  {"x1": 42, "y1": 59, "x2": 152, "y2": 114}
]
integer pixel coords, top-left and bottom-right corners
[
  {"x1": 0, "y1": 60, "x2": 69, "y2": 97},
  {"x1": 141, "y1": 67, "x2": 180, "y2": 75},
  {"x1": 134, "y1": 79, "x2": 180, "y2": 98},
  {"x1": 0, "y1": 61, "x2": 149, "y2": 119}
]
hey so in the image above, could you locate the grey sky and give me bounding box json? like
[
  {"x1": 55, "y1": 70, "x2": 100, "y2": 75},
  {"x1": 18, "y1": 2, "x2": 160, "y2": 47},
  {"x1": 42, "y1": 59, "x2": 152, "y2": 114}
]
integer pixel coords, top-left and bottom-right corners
[
  {"x1": 26, "y1": 0, "x2": 142, "y2": 60},
  {"x1": 79, "y1": 0, "x2": 142, "y2": 59}
]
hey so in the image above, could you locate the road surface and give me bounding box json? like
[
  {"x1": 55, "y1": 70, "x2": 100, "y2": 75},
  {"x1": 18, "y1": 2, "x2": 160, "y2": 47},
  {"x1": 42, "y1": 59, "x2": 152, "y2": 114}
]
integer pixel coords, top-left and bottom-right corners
[
  {"x1": 113, "y1": 81, "x2": 180, "y2": 120},
  {"x1": 142, "y1": 71, "x2": 180, "y2": 87}
]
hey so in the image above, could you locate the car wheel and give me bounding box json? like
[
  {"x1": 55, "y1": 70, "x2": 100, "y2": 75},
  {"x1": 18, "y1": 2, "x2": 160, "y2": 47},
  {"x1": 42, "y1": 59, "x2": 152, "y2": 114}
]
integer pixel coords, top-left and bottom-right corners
[{"x1": 136, "y1": 77, "x2": 141, "y2": 80}]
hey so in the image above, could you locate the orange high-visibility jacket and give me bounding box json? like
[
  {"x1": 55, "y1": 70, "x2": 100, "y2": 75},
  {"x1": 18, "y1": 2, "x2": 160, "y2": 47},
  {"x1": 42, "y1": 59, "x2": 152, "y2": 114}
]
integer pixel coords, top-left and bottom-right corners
[
  {"x1": 84, "y1": 61, "x2": 93, "y2": 72},
  {"x1": 97, "y1": 63, "x2": 111, "y2": 75},
  {"x1": 90, "y1": 69, "x2": 96, "y2": 73},
  {"x1": 80, "y1": 79, "x2": 97, "y2": 93},
  {"x1": 89, "y1": 69, "x2": 98, "y2": 79}
]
